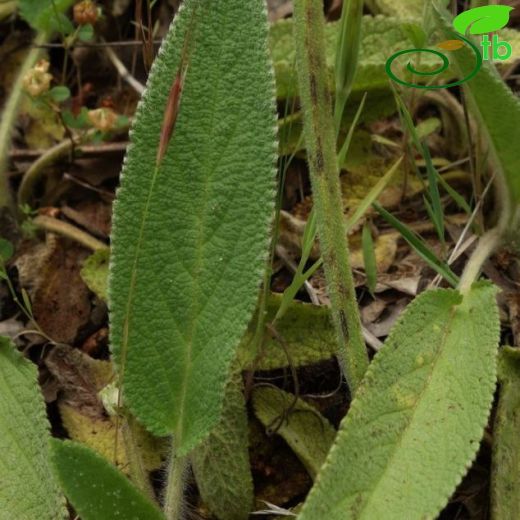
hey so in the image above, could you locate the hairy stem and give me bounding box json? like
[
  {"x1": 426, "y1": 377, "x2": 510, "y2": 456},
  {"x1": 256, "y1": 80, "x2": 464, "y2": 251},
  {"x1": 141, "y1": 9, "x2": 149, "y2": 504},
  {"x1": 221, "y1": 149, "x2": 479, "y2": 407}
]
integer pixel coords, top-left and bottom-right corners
[
  {"x1": 164, "y1": 446, "x2": 188, "y2": 520},
  {"x1": 293, "y1": 0, "x2": 368, "y2": 392},
  {"x1": 0, "y1": 32, "x2": 47, "y2": 211},
  {"x1": 459, "y1": 226, "x2": 503, "y2": 293},
  {"x1": 121, "y1": 415, "x2": 155, "y2": 499}
]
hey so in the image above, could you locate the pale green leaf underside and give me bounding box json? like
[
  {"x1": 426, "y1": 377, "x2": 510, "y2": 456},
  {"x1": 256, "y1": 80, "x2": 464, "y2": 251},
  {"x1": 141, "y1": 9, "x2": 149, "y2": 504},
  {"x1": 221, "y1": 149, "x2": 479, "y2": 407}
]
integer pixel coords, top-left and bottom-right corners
[
  {"x1": 191, "y1": 370, "x2": 253, "y2": 520},
  {"x1": 299, "y1": 284, "x2": 499, "y2": 520},
  {"x1": 109, "y1": 0, "x2": 277, "y2": 453},
  {"x1": 0, "y1": 337, "x2": 66, "y2": 520},
  {"x1": 51, "y1": 440, "x2": 165, "y2": 520},
  {"x1": 491, "y1": 347, "x2": 520, "y2": 520},
  {"x1": 252, "y1": 387, "x2": 336, "y2": 480},
  {"x1": 81, "y1": 249, "x2": 109, "y2": 301}
]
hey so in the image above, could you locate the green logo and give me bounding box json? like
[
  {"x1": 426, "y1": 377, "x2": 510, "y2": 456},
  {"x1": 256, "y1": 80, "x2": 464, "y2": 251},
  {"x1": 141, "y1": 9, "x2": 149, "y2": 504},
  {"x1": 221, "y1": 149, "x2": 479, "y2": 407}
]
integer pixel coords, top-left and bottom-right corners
[{"x1": 385, "y1": 5, "x2": 514, "y2": 89}]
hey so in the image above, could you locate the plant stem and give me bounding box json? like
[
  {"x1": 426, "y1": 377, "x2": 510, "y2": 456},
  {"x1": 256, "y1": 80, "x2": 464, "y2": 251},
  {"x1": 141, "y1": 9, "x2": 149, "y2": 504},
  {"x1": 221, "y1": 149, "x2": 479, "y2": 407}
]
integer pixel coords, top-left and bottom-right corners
[
  {"x1": 458, "y1": 226, "x2": 503, "y2": 294},
  {"x1": 121, "y1": 415, "x2": 155, "y2": 499},
  {"x1": 33, "y1": 215, "x2": 108, "y2": 251},
  {"x1": 0, "y1": 31, "x2": 47, "y2": 212},
  {"x1": 293, "y1": 0, "x2": 368, "y2": 393},
  {"x1": 164, "y1": 446, "x2": 187, "y2": 520}
]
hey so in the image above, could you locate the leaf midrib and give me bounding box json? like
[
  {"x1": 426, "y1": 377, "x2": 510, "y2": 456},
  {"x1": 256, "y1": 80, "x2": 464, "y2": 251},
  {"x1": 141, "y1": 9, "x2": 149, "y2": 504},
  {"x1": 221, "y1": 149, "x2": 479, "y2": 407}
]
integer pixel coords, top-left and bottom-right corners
[{"x1": 333, "y1": 303, "x2": 459, "y2": 518}]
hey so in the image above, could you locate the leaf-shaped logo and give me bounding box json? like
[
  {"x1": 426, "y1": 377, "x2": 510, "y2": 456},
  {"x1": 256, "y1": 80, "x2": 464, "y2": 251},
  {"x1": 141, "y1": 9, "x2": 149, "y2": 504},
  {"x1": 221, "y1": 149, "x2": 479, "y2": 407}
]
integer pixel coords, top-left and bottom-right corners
[{"x1": 453, "y1": 5, "x2": 514, "y2": 35}]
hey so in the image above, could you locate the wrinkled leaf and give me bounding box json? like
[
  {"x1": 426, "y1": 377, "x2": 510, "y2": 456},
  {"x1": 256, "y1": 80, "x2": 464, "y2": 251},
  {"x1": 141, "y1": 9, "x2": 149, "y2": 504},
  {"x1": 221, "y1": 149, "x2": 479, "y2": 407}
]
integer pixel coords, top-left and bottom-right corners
[
  {"x1": 0, "y1": 337, "x2": 66, "y2": 520},
  {"x1": 51, "y1": 439, "x2": 165, "y2": 520},
  {"x1": 191, "y1": 371, "x2": 253, "y2": 520},
  {"x1": 491, "y1": 346, "x2": 520, "y2": 520},
  {"x1": 238, "y1": 294, "x2": 337, "y2": 371},
  {"x1": 299, "y1": 283, "x2": 499, "y2": 520},
  {"x1": 109, "y1": 0, "x2": 277, "y2": 453},
  {"x1": 253, "y1": 387, "x2": 336, "y2": 479}
]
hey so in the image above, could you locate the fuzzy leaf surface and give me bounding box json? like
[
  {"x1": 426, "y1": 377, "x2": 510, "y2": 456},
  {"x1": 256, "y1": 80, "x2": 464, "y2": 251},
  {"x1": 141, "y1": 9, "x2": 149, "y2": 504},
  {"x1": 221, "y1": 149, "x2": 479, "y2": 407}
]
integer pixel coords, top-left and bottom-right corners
[
  {"x1": 109, "y1": 0, "x2": 276, "y2": 453},
  {"x1": 491, "y1": 347, "x2": 520, "y2": 520},
  {"x1": 0, "y1": 337, "x2": 66, "y2": 520},
  {"x1": 299, "y1": 284, "x2": 499, "y2": 520},
  {"x1": 51, "y1": 440, "x2": 165, "y2": 520},
  {"x1": 191, "y1": 371, "x2": 253, "y2": 520}
]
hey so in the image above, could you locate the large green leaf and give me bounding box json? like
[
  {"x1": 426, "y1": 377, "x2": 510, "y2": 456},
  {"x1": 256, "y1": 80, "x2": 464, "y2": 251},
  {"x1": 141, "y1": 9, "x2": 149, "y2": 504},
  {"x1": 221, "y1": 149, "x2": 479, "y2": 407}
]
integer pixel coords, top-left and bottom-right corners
[
  {"x1": 0, "y1": 337, "x2": 66, "y2": 520},
  {"x1": 491, "y1": 347, "x2": 520, "y2": 520},
  {"x1": 299, "y1": 283, "x2": 499, "y2": 520},
  {"x1": 51, "y1": 440, "x2": 165, "y2": 520},
  {"x1": 109, "y1": 0, "x2": 277, "y2": 453},
  {"x1": 252, "y1": 387, "x2": 336, "y2": 479},
  {"x1": 191, "y1": 371, "x2": 253, "y2": 520}
]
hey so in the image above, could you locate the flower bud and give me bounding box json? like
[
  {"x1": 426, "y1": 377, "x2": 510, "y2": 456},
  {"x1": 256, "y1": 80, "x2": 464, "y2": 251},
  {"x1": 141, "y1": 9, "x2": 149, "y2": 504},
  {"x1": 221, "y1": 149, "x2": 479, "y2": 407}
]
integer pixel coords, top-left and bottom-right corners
[
  {"x1": 73, "y1": 0, "x2": 98, "y2": 25},
  {"x1": 22, "y1": 59, "x2": 52, "y2": 97},
  {"x1": 87, "y1": 108, "x2": 118, "y2": 132}
]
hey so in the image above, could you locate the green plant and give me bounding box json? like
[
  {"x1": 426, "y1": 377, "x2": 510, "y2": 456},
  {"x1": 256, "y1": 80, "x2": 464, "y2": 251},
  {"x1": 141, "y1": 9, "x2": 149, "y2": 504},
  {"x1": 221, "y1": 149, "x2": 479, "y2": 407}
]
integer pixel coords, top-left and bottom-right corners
[
  {"x1": 293, "y1": 0, "x2": 368, "y2": 392},
  {"x1": 108, "y1": 0, "x2": 276, "y2": 517},
  {"x1": 2, "y1": 1, "x2": 520, "y2": 518}
]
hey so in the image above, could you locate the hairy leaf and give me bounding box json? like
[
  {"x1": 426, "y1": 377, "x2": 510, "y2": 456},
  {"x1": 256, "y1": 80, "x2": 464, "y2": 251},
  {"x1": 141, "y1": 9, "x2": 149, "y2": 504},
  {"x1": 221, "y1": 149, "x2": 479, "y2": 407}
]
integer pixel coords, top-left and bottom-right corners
[
  {"x1": 270, "y1": 14, "x2": 519, "y2": 100},
  {"x1": 270, "y1": 15, "x2": 409, "y2": 99},
  {"x1": 191, "y1": 371, "x2": 253, "y2": 520},
  {"x1": 0, "y1": 337, "x2": 66, "y2": 520},
  {"x1": 109, "y1": 0, "x2": 277, "y2": 453},
  {"x1": 299, "y1": 283, "x2": 499, "y2": 520},
  {"x1": 238, "y1": 294, "x2": 337, "y2": 371},
  {"x1": 19, "y1": 0, "x2": 75, "y2": 34},
  {"x1": 252, "y1": 387, "x2": 336, "y2": 479},
  {"x1": 51, "y1": 440, "x2": 165, "y2": 520},
  {"x1": 81, "y1": 249, "x2": 109, "y2": 301},
  {"x1": 491, "y1": 347, "x2": 520, "y2": 520},
  {"x1": 434, "y1": 7, "x2": 520, "y2": 229}
]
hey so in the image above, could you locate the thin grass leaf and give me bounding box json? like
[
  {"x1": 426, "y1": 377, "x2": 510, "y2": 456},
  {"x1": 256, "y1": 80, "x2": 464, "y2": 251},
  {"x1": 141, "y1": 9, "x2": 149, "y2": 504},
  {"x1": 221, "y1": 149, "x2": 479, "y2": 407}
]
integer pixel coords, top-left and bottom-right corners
[
  {"x1": 422, "y1": 144, "x2": 445, "y2": 245},
  {"x1": 373, "y1": 203, "x2": 458, "y2": 286},
  {"x1": 337, "y1": 92, "x2": 367, "y2": 168},
  {"x1": 346, "y1": 156, "x2": 403, "y2": 231},
  {"x1": 334, "y1": 0, "x2": 364, "y2": 126},
  {"x1": 436, "y1": 172, "x2": 472, "y2": 215}
]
